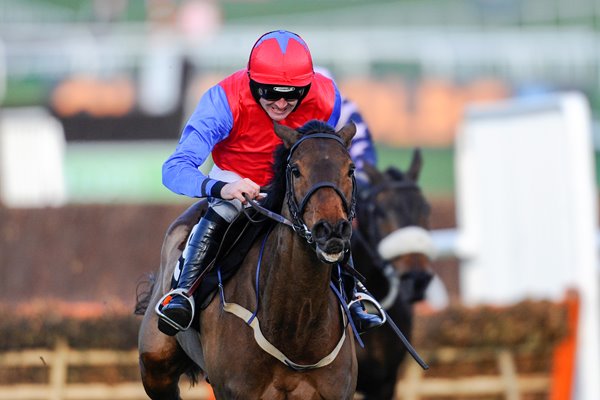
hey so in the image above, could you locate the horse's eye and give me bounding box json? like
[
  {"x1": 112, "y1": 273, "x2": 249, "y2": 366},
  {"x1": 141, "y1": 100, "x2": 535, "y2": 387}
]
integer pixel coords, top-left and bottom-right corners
[
  {"x1": 290, "y1": 165, "x2": 301, "y2": 178},
  {"x1": 348, "y1": 165, "x2": 356, "y2": 177}
]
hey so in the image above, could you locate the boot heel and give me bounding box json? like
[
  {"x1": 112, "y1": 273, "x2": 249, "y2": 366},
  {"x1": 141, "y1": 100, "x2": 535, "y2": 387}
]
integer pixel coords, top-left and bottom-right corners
[{"x1": 158, "y1": 318, "x2": 179, "y2": 336}]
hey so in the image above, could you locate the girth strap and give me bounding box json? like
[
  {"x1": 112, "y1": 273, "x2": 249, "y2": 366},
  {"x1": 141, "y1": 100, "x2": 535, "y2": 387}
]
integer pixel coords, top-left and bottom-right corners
[{"x1": 221, "y1": 301, "x2": 347, "y2": 371}]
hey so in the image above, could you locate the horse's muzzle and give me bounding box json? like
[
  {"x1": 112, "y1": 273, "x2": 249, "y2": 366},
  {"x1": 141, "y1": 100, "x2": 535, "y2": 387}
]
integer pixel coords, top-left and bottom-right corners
[
  {"x1": 312, "y1": 220, "x2": 352, "y2": 264},
  {"x1": 400, "y1": 270, "x2": 434, "y2": 303}
]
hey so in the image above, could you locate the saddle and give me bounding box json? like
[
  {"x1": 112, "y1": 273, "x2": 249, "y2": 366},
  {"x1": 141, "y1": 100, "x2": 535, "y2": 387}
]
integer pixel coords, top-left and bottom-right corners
[{"x1": 170, "y1": 206, "x2": 274, "y2": 330}]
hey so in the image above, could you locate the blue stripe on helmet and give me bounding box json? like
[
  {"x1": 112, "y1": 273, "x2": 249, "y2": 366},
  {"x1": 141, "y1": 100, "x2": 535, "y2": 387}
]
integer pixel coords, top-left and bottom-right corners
[{"x1": 254, "y1": 30, "x2": 307, "y2": 55}]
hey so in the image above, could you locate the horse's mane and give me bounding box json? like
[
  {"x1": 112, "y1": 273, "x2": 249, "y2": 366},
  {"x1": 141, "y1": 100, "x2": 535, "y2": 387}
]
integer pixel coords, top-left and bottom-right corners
[{"x1": 261, "y1": 120, "x2": 336, "y2": 212}]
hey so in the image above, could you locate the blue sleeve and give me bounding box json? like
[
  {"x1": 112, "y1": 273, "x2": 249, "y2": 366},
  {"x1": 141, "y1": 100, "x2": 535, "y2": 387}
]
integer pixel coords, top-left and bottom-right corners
[
  {"x1": 162, "y1": 85, "x2": 233, "y2": 198},
  {"x1": 326, "y1": 83, "x2": 342, "y2": 127}
]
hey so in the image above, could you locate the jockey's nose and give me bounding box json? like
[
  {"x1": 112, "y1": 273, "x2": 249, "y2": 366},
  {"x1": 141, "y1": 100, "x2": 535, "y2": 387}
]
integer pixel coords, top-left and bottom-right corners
[{"x1": 274, "y1": 98, "x2": 290, "y2": 107}]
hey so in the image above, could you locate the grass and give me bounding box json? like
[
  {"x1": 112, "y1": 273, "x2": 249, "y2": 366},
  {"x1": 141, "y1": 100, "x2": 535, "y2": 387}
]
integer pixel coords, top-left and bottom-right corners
[
  {"x1": 376, "y1": 145, "x2": 455, "y2": 199},
  {"x1": 65, "y1": 141, "x2": 600, "y2": 204},
  {"x1": 63, "y1": 141, "x2": 456, "y2": 203}
]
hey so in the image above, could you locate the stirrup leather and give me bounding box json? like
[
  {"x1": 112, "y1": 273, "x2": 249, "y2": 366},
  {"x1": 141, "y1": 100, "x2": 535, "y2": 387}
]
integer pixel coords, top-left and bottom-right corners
[
  {"x1": 348, "y1": 291, "x2": 387, "y2": 326},
  {"x1": 155, "y1": 288, "x2": 196, "y2": 332}
]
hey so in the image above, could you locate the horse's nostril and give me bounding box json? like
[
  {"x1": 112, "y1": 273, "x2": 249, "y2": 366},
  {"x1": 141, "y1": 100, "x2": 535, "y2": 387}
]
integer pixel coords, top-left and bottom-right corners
[
  {"x1": 336, "y1": 220, "x2": 352, "y2": 240},
  {"x1": 313, "y1": 220, "x2": 352, "y2": 244},
  {"x1": 312, "y1": 221, "x2": 332, "y2": 243}
]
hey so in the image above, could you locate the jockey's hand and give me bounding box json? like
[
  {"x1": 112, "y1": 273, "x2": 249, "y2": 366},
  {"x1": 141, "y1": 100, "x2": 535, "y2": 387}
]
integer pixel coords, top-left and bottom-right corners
[{"x1": 220, "y1": 178, "x2": 261, "y2": 204}]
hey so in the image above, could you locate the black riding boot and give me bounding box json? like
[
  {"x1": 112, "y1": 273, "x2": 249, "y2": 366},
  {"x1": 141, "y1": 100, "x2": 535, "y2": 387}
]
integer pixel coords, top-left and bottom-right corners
[
  {"x1": 157, "y1": 209, "x2": 228, "y2": 336},
  {"x1": 343, "y1": 258, "x2": 385, "y2": 334}
]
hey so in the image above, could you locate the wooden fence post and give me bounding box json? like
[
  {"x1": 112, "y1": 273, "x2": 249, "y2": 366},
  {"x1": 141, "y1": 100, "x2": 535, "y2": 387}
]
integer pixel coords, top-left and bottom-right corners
[
  {"x1": 395, "y1": 361, "x2": 425, "y2": 400},
  {"x1": 49, "y1": 338, "x2": 68, "y2": 400},
  {"x1": 497, "y1": 349, "x2": 519, "y2": 400}
]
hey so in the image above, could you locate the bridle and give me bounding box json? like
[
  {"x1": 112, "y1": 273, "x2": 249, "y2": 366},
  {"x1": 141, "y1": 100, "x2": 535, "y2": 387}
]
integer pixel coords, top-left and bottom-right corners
[
  {"x1": 359, "y1": 180, "x2": 423, "y2": 248},
  {"x1": 246, "y1": 133, "x2": 357, "y2": 244},
  {"x1": 285, "y1": 133, "x2": 357, "y2": 243}
]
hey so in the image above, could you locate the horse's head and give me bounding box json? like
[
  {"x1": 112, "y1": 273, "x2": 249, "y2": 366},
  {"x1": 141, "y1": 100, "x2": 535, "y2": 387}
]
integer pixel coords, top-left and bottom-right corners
[
  {"x1": 273, "y1": 120, "x2": 356, "y2": 264},
  {"x1": 357, "y1": 149, "x2": 434, "y2": 304}
]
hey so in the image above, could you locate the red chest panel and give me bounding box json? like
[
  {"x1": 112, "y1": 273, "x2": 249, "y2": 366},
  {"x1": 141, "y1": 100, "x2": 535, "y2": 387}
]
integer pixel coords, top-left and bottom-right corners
[{"x1": 212, "y1": 70, "x2": 336, "y2": 186}]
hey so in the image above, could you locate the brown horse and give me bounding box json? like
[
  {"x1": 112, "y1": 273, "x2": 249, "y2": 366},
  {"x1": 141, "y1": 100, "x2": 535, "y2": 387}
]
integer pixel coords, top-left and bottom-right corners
[
  {"x1": 137, "y1": 120, "x2": 359, "y2": 399},
  {"x1": 352, "y1": 150, "x2": 434, "y2": 400}
]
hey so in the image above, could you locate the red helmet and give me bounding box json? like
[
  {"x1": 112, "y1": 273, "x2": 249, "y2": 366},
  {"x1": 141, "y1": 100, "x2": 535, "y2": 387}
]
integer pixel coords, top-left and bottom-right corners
[{"x1": 248, "y1": 30, "x2": 314, "y2": 87}]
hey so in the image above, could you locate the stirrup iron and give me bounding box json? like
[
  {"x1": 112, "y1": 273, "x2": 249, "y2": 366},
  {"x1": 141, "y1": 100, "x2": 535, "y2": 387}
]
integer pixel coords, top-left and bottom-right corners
[
  {"x1": 155, "y1": 288, "x2": 196, "y2": 332},
  {"x1": 348, "y1": 291, "x2": 387, "y2": 326}
]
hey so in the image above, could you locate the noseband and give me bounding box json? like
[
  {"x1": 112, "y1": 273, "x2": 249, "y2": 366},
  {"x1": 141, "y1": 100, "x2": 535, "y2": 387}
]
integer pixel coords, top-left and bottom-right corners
[{"x1": 285, "y1": 133, "x2": 357, "y2": 243}]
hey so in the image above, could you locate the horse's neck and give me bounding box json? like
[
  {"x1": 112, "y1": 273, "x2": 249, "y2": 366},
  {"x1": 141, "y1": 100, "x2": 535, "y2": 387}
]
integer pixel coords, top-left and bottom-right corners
[{"x1": 259, "y1": 225, "x2": 336, "y2": 343}]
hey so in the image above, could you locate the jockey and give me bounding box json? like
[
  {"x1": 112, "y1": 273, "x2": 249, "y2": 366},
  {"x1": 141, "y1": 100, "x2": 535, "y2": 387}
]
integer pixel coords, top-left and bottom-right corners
[{"x1": 158, "y1": 30, "x2": 384, "y2": 336}]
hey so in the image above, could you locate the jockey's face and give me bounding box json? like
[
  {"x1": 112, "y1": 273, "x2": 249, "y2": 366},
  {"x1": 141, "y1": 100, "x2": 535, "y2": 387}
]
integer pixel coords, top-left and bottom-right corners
[{"x1": 259, "y1": 97, "x2": 298, "y2": 121}]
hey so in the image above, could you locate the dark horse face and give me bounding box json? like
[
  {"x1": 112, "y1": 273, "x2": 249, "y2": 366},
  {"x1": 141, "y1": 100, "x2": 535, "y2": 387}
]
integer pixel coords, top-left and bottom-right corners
[
  {"x1": 274, "y1": 121, "x2": 357, "y2": 264},
  {"x1": 358, "y1": 150, "x2": 434, "y2": 304}
]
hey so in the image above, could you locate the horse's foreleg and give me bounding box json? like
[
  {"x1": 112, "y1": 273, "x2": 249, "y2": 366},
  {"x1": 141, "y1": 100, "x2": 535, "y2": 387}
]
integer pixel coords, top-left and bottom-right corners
[
  {"x1": 139, "y1": 308, "x2": 192, "y2": 400},
  {"x1": 139, "y1": 353, "x2": 182, "y2": 400}
]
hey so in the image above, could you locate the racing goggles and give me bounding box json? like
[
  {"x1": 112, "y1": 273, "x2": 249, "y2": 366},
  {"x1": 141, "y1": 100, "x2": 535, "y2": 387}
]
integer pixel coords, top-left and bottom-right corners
[{"x1": 255, "y1": 83, "x2": 309, "y2": 101}]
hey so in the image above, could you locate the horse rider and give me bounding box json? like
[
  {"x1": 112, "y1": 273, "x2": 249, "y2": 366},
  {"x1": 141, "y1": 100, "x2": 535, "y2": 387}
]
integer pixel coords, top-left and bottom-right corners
[{"x1": 158, "y1": 30, "x2": 384, "y2": 336}]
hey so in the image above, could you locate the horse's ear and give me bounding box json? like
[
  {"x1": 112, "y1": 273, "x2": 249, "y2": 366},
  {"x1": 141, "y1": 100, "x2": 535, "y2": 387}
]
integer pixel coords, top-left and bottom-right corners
[
  {"x1": 407, "y1": 148, "x2": 423, "y2": 182},
  {"x1": 274, "y1": 123, "x2": 301, "y2": 148},
  {"x1": 386, "y1": 166, "x2": 404, "y2": 181},
  {"x1": 337, "y1": 122, "x2": 356, "y2": 148}
]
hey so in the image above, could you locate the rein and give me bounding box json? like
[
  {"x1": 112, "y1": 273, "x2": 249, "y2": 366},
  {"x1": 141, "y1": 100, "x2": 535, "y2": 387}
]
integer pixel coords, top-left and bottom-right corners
[
  {"x1": 243, "y1": 195, "x2": 294, "y2": 228},
  {"x1": 244, "y1": 132, "x2": 356, "y2": 244}
]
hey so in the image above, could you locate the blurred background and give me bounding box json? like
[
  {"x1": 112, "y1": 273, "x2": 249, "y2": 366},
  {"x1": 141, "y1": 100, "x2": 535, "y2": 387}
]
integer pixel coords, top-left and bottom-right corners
[
  {"x1": 2, "y1": 0, "x2": 600, "y2": 204},
  {"x1": 1, "y1": 0, "x2": 599, "y2": 399}
]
